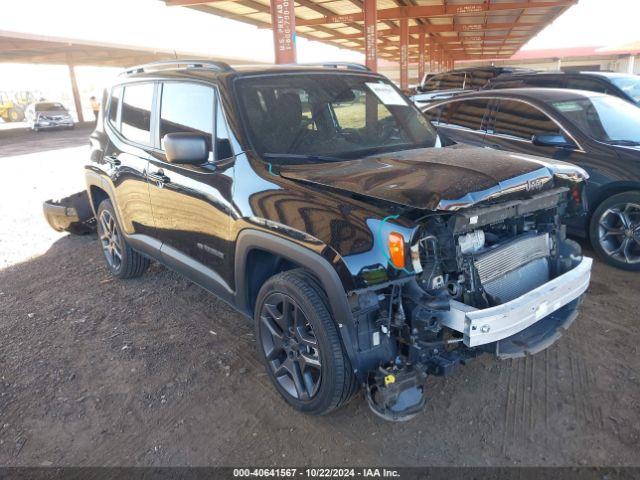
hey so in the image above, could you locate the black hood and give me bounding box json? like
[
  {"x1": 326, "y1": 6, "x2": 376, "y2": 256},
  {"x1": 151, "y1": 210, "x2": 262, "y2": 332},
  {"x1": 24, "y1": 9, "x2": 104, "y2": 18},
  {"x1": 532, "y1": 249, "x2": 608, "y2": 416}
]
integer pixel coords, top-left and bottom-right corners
[{"x1": 279, "y1": 146, "x2": 585, "y2": 211}]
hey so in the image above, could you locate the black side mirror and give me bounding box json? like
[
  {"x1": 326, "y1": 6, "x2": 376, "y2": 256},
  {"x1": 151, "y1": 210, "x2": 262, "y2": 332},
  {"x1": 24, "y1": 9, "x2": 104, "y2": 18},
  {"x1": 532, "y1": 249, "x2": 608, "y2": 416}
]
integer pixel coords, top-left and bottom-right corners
[
  {"x1": 532, "y1": 133, "x2": 576, "y2": 149},
  {"x1": 163, "y1": 132, "x2": 209, "y2": 164}
]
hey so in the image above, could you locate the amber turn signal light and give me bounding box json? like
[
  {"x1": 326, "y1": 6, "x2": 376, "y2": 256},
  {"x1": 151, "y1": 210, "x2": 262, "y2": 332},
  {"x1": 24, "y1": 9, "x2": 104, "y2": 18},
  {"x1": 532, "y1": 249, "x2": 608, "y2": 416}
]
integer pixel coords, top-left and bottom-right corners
[{"x1": 388, "y1": 232, "x2": 405, "y2": 269}]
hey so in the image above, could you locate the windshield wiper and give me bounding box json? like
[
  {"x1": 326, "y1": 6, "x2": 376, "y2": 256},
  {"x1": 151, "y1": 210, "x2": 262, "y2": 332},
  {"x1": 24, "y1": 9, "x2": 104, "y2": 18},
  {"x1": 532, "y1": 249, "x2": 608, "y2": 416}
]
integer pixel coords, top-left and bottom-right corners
[
  {"x1": 263, "y1": 153, "x2": 343, "y2": 162},
  {"x1": 605, "y1": 140, "x2": 640, "y2": 146}
]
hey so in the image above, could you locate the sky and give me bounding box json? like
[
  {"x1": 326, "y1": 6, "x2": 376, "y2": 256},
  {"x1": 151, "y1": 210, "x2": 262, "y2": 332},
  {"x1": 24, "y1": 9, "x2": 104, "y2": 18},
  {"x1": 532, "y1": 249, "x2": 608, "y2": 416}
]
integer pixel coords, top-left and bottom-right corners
[{"x1": 0, "y1": 0, "x2": 638, "y2": 112}]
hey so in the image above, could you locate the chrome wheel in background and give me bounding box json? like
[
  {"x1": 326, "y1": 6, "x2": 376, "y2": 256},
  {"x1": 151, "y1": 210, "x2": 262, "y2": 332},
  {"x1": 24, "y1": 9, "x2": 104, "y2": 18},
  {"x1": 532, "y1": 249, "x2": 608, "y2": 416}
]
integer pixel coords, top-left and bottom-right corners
[{"x1": 597, "y1": 202, "x2": 640, "y2": 265}]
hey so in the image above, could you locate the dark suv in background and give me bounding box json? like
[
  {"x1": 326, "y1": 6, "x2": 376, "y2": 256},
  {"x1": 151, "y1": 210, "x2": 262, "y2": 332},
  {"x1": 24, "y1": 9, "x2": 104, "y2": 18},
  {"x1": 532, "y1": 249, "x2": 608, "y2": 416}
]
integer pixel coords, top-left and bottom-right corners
[
  {"x1": 411, "y1": 66, "x2": 534, "y2": 108},
  {"x1": 83, "y1": 60, "x2": 591, "y2": 421},
  {"x1": 486, "y1": 71, "x2": 640, "y2": 106}
]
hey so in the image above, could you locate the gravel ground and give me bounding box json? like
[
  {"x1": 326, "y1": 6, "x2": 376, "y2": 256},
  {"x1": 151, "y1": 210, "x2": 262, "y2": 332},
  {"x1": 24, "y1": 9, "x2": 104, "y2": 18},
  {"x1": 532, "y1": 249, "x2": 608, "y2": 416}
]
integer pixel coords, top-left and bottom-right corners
[{"x1": 0, "y1": 128, "x2": 639, "y2": 467}]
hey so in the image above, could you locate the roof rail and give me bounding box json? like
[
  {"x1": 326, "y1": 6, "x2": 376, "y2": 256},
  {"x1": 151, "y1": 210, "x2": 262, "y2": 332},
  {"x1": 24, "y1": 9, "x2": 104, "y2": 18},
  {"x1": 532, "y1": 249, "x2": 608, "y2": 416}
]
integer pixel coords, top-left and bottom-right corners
[
  {"x1": 288, "y1": 62, "x2": 371, "y2": 72},
  {"x1": 120, "y1": 59, "x2": 234, "y2": 76}
]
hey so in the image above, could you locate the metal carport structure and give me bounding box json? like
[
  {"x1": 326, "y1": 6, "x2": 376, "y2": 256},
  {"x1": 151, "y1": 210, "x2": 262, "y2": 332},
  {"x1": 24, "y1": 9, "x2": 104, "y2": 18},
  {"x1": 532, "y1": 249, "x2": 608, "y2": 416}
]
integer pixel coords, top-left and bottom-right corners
[
  {"x1": 0, "y1": 30, "x2": 257, "y2": 122},
  {"x1": 164, "y1": 0, "x2": 578, "y2": 89}
]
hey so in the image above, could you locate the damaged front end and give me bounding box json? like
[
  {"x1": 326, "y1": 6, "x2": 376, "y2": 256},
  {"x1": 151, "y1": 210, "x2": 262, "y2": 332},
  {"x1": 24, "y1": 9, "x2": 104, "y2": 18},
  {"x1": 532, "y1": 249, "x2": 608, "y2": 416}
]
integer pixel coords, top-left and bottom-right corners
[{"x1": 348, "y1": 184, "x2": 592, "y2": 421}]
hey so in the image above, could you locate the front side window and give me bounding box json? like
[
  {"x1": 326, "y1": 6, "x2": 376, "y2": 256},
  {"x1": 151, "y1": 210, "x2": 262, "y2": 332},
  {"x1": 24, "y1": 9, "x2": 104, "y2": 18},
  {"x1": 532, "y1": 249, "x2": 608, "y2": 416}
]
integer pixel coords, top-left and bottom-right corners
[
  {"x1": 160, "y1": 82, "x2": 215, "y2": 159},
  {"x1": 494, "y1": 100, "x2": 560, "y2": 140},
  {"x1": 609, "y1": 75, "x2": 640, "y2": 104},
  {"x1": 121, "y1": 83, "x2": 154, "y2": 145},
  {"x1": 438, "y1": 99, "x2": 490, "y2": 130},
  {"x1": 551, "y1": 95, "x2": 640, "y2": 144},
  {"x1": 236, "y1": 74, "x2": 436, "y2": 161}
]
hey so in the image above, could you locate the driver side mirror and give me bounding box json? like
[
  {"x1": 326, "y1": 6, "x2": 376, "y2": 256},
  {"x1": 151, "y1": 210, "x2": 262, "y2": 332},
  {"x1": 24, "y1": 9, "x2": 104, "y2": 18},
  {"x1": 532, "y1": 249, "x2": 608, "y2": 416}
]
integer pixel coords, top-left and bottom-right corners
[
  {"x1": 163, "y1": 132, "x2": 210, "y2": 164},
  {"x1": 532, "y1": 133, "x2": 576, "y2": 149}
]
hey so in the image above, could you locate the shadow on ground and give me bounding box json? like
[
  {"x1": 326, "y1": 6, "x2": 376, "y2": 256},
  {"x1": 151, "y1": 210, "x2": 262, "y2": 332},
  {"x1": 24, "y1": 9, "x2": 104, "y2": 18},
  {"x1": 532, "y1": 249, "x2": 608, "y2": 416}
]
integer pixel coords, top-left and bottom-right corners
[{"x1": 0, "y1": 233, "x2": 638, "y2": 467}]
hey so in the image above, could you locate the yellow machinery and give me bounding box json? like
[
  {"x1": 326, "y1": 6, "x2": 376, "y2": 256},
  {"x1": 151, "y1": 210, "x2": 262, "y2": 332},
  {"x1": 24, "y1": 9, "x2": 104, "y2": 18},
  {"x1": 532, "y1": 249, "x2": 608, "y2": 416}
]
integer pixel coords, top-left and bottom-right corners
[{"x1": 0, "y1": 91, "x2": 35, "y2": 122}]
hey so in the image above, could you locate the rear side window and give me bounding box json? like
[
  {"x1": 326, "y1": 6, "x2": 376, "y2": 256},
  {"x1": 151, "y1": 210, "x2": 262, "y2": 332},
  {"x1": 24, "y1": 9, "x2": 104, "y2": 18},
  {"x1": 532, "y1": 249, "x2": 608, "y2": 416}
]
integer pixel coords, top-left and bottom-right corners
[
  {"x1": 494, "y1": 100, "x2": 560, "y2": 140},
  {"x1": 439, "y1": 99, "x2": 490, "y2": 130},
  {"x1": 526, "y1": 77, "x2": 566, "y2": 88},
  {"x1": 564, "y1": 77, "x2": 608, "y2": 94},
  {"x1": 108, "y1": 85, "x2": 121, "y2": 127},
  {"x1": 160, "y1": 82, "x2": 215, "y2": 144},
  {"x1": 121, "y1": 83, "x2": 154, "y2": 145},
  {"x1": 467, "y1": 70, "x2": 494, "y2": 89}
]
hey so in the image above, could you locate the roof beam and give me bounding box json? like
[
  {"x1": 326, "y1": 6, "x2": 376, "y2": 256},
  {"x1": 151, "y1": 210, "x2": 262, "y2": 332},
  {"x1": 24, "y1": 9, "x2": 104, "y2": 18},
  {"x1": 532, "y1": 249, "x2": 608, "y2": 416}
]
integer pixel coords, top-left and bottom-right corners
[
  {"x1": 295, "y1": 1, "x2": 574, "y2": 26},
  {"x1": 319, "y1": 21, "x2": 539, "y2": 41}
]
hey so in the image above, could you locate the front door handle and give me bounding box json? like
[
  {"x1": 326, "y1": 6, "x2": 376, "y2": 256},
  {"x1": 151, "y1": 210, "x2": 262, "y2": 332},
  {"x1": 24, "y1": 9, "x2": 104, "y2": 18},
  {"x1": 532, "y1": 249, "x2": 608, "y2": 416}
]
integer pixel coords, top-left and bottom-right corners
[
  {"x1": 104, "y1": 155, "x2": 121, "y2": 167},
  {"x1": 148, "y1": 169, "x2": 171, "y2": 186}
]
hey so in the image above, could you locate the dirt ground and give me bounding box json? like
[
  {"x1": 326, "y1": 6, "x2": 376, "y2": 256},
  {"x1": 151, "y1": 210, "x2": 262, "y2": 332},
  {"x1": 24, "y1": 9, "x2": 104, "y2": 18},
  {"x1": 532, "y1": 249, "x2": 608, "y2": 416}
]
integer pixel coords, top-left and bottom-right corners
[{"x1": 0, "y1": 128, "x2": 639, "y2": 467}]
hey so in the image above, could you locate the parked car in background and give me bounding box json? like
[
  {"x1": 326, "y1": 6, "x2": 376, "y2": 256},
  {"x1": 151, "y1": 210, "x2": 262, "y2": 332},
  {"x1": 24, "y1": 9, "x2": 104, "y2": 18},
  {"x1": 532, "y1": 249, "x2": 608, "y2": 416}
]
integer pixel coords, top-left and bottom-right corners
[
  {"x1": 411, "y1": 66, "x2": 534, "y2": 108},
  {"x1": 68, "y1": 60, "x2": 591, "y2": 421},
  {"x1": 423, "y1": 88, "x2": 640, "y2": 270},
  {"x1": 486, "y1": 71, "x2": 640, "y2": 106},
  {"x1": 25, "y1": 101, "x2": 74, "y2": 131}
]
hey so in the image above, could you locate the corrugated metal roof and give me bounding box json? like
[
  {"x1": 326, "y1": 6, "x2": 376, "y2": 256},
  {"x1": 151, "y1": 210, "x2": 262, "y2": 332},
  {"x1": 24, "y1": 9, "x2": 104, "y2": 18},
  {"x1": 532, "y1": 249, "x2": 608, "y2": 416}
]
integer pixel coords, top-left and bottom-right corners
[{"x1": 171, "y1": 0, "x2": 577, "y2": 61}]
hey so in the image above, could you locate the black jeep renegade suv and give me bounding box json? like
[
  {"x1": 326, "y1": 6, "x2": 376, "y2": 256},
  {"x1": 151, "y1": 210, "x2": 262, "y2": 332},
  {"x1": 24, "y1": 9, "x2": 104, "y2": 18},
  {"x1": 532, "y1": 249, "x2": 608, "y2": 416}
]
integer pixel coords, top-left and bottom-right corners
[{"x1": 86, "y1": 60, "x2": 592, "y2": 420}]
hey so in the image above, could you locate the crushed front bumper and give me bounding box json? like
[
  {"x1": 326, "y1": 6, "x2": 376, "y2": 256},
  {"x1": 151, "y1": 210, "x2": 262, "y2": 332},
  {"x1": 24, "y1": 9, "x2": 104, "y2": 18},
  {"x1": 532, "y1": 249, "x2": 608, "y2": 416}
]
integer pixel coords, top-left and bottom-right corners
[{"x1": 441, "y1": 256, "x2": 592, "y2": 348}]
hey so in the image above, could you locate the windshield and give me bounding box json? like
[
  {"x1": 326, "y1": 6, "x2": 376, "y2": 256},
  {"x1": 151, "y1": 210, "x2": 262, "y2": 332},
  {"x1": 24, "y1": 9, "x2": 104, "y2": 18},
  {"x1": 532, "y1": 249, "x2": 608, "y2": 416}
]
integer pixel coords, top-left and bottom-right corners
[
  {"x1": 236, "y1": 73, "x2": 436, "y2": 161},
  {"x1": 609, "y1": 75, "x2": 640, "y2": 104},
  {"x1": 551, "y1": 95, "x2": 640, "y2": 144},
  {"x1": 35, "y1": 102, "x2": 66, "y2": 112}
]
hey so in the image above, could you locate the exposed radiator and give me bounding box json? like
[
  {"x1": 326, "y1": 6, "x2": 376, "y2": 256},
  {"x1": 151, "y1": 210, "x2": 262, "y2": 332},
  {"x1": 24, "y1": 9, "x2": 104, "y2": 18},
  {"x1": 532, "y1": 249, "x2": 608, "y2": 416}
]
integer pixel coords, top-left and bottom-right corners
[
  {"x1": 474, "y1": 233, "x2": 550, "y2": 285},
  {"x1": 473, "y1": 233, "x2": 551, "y2": 302}
]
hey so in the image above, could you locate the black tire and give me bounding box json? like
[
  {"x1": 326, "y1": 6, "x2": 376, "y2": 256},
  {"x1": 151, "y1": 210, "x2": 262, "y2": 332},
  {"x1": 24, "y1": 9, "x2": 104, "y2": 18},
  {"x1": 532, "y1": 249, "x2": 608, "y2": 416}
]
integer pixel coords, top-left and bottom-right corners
[
  {"x1": 96, "y1": 199, "x2": 150, "y2": 279},
  {"x1": 589, "y1": 191, "x2": 640, "y2": 271},
  {"x1": 254, "y1": 268, "x2": 358, "y2": 415}
]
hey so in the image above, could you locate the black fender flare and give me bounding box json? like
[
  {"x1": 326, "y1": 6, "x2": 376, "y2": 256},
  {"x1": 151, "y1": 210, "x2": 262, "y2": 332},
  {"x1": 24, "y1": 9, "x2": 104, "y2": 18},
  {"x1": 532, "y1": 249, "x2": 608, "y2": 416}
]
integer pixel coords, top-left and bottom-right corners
[{"x1": 234, "y1": 229, "x2": 361, "y2": 376}]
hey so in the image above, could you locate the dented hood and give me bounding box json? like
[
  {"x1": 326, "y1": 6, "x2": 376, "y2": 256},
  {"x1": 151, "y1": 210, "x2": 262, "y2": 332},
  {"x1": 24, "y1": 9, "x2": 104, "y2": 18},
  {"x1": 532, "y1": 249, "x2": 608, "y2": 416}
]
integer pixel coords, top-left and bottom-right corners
[{"x1": 278, "y1": 146, "x2": 578, "y2": 211}]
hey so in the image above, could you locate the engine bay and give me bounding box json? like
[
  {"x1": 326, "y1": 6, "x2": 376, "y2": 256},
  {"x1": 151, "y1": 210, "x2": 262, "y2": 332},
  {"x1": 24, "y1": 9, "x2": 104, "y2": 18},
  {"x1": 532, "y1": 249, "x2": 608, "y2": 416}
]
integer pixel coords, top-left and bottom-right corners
[{"x1": 352, "y1": 187, "x2": 588, "y2": 420}]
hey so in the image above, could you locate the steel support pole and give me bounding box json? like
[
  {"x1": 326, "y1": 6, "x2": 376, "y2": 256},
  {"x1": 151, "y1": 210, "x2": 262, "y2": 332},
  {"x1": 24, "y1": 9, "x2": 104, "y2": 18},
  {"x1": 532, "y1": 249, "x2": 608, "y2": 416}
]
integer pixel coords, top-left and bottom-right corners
[
  {"x1": 399, "y1": 18, "x2": 409, "y2": 90},
  {"x1": 429, "y1": 36, "x2": 434, "y2": 73},
  {"x1": 66, "y1": 54, "x2": 84, "y2": 123},
  {"x1": 418, "y1": 31, "x2": 425, "y2": 84},
  {"x1": 270, "y1": 0, "x2": 297, "y2": 64},
  {"x1": 364, "y1": 0, "x2": 377, "y2": 72}
]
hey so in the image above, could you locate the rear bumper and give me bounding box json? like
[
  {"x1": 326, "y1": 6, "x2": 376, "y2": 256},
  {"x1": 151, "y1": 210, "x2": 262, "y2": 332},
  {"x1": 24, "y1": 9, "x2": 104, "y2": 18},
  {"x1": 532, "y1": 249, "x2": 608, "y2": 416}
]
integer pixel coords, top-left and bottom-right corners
[{"x1": 441, "y1": 256, "x2": 592, "y2": 348}]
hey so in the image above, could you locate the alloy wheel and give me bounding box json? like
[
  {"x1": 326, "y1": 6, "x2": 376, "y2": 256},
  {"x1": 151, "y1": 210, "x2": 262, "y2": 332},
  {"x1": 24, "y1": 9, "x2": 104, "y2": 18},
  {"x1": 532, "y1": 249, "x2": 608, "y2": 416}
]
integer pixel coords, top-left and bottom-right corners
[
  {"x1": 259, "y1": 292, "x2": 322, "y2": 401},
  {"x1": 98, "y1": 209, "x2": 123, "y2": 270},
  {"x1": 597, "y1": 202, "x2": 640, "y2": 265}
]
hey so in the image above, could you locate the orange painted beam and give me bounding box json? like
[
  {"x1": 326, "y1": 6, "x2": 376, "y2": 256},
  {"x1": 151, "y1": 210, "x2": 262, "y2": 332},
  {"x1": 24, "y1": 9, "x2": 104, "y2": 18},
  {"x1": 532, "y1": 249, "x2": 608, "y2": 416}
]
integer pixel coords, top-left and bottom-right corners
[
  {"x1": 399, "y1": 18, "x2": 409, "y2": 89},
  {"x1": 270, "y1": 0, "x2": 296, "y2": 63},
  {"x1": 295, "y1": 1, "x2": 574, "y2": 26},
  {"x1": 418, "y1": 31, "x2": 425, "y2": 83},
  {"x1": 364, "y1": 0, "x2": 377, "y2": 71},
  {"x1": 322, "y1": 22, "x2": 540, "y2": 41}
]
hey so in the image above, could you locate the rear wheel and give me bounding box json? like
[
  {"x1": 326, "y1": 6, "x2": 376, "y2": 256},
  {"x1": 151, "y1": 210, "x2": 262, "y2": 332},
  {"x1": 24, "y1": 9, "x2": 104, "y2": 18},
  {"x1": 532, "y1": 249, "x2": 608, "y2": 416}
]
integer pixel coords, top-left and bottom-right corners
[
  {"x1": 96, "y1": 199, "x2": 149, "y2": 278},
  {"x1": 589, "y1": 191, "x2": 640, "y2": 271},
  {"x1": 254, "y1": 269, "x2": 358, "y2": 415}
]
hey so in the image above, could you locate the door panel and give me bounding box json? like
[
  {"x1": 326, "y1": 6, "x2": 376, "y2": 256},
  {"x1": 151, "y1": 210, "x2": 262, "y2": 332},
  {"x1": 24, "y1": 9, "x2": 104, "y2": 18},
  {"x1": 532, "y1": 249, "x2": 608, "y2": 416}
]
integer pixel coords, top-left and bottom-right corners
[
  {"x1": 103, "y1": 83, "x2": 155, "y2": 239},
  {"x1": 148, "y1": 81, "x2": 234, "y2": 296}
]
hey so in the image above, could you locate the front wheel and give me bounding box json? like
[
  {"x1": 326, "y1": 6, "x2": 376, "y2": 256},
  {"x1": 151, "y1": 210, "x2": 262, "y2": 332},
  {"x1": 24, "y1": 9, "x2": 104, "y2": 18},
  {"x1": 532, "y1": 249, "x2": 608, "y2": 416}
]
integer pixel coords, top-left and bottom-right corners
[
  {"x1": 254, "y1": 269, "x2": 358, "y2": 415},
  {"x1": 589, "y1": 191, "x2": 640, "y2": 271},
  {"x1": 96, "y1": 199, "x2": 150, "y2": 278}
]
